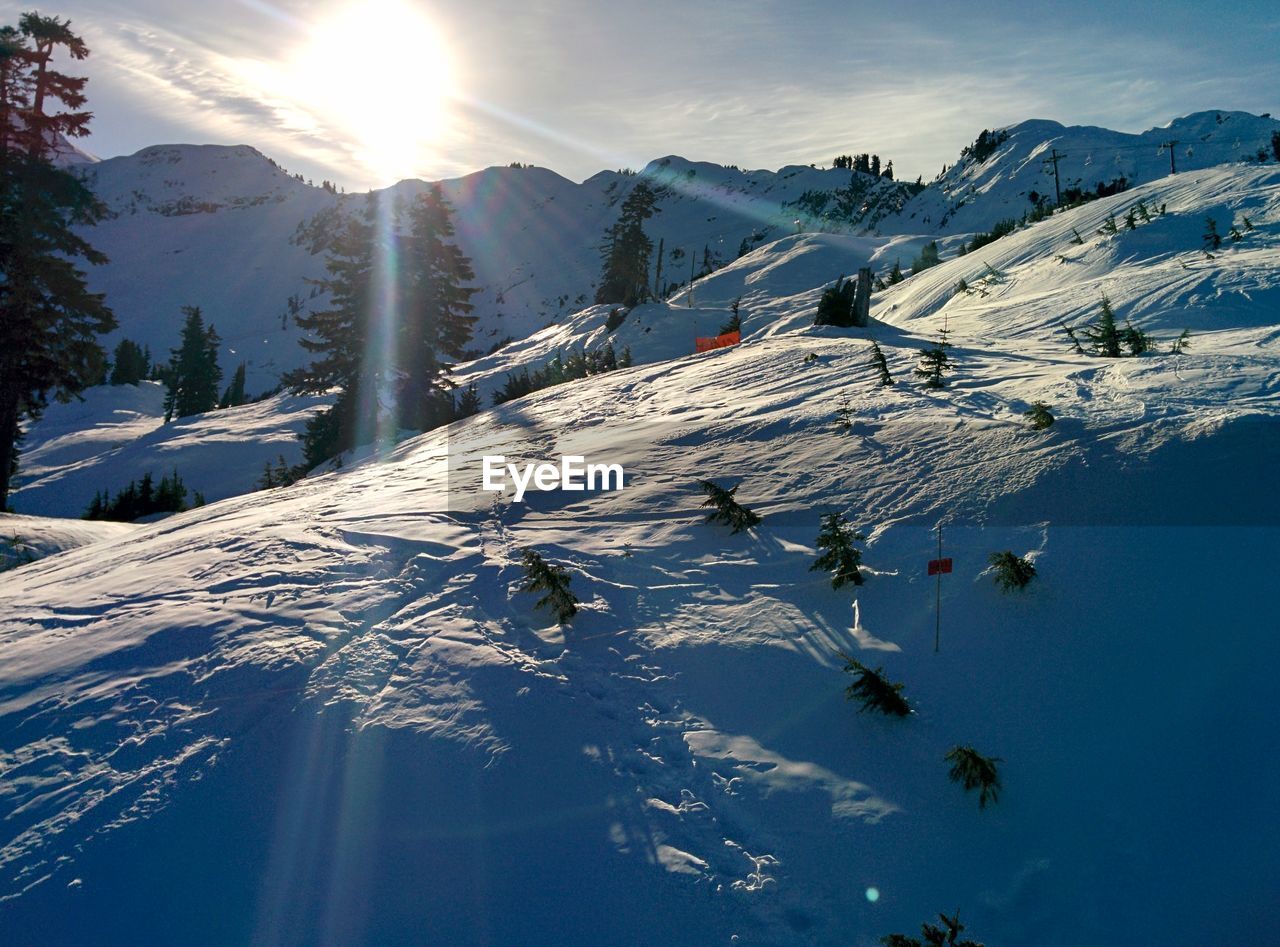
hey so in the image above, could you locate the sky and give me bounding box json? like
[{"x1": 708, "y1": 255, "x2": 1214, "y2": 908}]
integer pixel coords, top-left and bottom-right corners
[{"x1": 5, "y1": 0, "x2": 1279, "y2": 190}]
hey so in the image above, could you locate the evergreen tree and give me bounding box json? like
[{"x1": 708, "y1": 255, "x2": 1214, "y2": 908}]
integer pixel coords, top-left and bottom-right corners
[
  {"x1": 910, "y1": 240, "x2": 940, "y2": 274},
  {"x1": 1120, "y1": 319, "x2": 1152, "y2": 356},
  {"x1": 814, "y1": 276, "x2": 857, "y2": 327},
  {"x1": 1083, "y1": 294, "x2": 1122, "y2": 358},
  {"x1": 286, "y1": 197, "x2": 378, "y2": 463},
  {"x1": 1070, "y1": 227, "x2": 1084, "y2": 245},
  {"x1": 881, "y1": 911, "x2": 984, "y2": 947},
  {"x1": 1272, "y1": 130, "x2": 1280, "y2": 163},
  {"x1": 520, "y1": 548, "x2": 579, "y2": 623},
  {"x1": 164, "y1": 305, "x2": 222, "y2": 419},
  {"x1": 914, "y1": 326, "x2": 952, "y2": 389},
  {"x1": 1203, "y1": 216, "x2": 1221, "y2": 251},
  {"x1": 286, "y1": 187, "x2": 476, "y2": 465},
  {"x1": 719, "y1": 297, "x2": 742, "y2": 335},
  {"x1": 1170, "y1": 328, "x2": 1192, "y2": 355},
  {"x1": 0, "y1": 13, "x2": 114, "y2": 511},
  {"x1": 397, "y1": 183, "x2": 478, "y2": 430},
  {"x1": 1099, "y1": 213, "x2": 1118, "y2": 235},
  {"x1": 1023, "y1": 401, "x2": 1054, "y2": 430},
  {"x1": 810, "y1": 512, "x2": 866, "y2": 588},
  {"x1": 219, "y1": 361, "x2": 247, "y2": 408},
  {"x1": 834, "y1": 392, "x2": 854, "y2": 432},
  {"x1": 595, "y1": 180, "x2": 659, "y2": 306},
  {"x1": 887, "y1": 260, "x2": 904, "y2": 285},
  {"x1": 869, "y1": 340, "x2": 894, "y2": 386},
  {"x1": 840, "y1": 654, "x2": 911, "y2": 716},
  {"x1": 109, "y1": 338, "x2": 149, "y2": 385},
  {"x1": 698, "y1": 479, "x2": 761, "y2": 533},
  {"x1": 455, "y1": 382, "x2": 481, "y2": 419},
  {"x1": 946, "y1": 745, "x2": 1003, "y2": 809},
  {"x1": 988, "y1": 550, "x2": 1036, "y2": 591}
]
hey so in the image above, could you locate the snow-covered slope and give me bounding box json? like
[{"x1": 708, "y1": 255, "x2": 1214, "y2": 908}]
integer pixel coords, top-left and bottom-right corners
[
  {"x1": 0, "y1": 514, "x2": 135, "y2": 572},
  {"x1": 74, "y1": 111, "x2": 1278, "y2": 402},
  {"x1": 3, "y1": 160, "x2": 1278, "y2": 945},
  {"x1": 9, "y1": 382, "x2": 328, "y2": 517},
  {"x1": 892, "y1": 110, "x2": 1280, "y2": 235},
  {"x1": 77, "y1": 148, "x2": 898, "y2": 394}
]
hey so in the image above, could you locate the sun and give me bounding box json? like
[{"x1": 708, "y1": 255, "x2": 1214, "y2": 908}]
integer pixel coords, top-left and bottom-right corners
[{"x1": 271, "y1": 0, "x2": 458, "y2": 184}]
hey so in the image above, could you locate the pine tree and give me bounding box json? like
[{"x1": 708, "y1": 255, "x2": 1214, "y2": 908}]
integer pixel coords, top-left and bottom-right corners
[
  {"x1": 810, "y1": 513, "x2": 866, "y2": 588},
  {"x1": 520, "y1": 548, "x2": 579, "y2": 623},
  {"x1": 165, "y1": 306, "x2": 222, "y2": 419},
  {"x1": 840, "y1": 654, "x2": 911, "y2": 716},
  {"x1": 1120, "y1": 319, "x2": 1152, "y2": 356},
  {"x1": 1099, "y1": 213, "x2": 1118, "y2": 235},
  {"x1": 698, "y1": 479, "x2": 761, "y2": 533},
  {"x1": 0, "y1": 13, "x2": 114, "y2": 511},
  {"x1": 455, "y1": 382, "x2": 481, "y2": 419},
  {"x1": 887, "y1": 260, "x2": 904, "y2": 285},
  {"x1": 286, "y1": 187, "x2": 476, "y2": 465},
  {"x1": 596, "y1": 180, "x2": 659, "y2": 306},
  {"x1": 946, "y1": 745, "x2": 1002, "y2": 809},
  {"x1": 286, "y1": 196, "x2": 378, "y2": 463},
  {"x1": 915, "y1": 326, "x2": 952, "y2": 389},
  {"x1": 1070, "y1": 227, "x2": 1084, "y2": 245},
  {"x1": 869, "y1": 340, "x2": 894, "y2": 386},
  {"x1": 834, "y1": 392, "x2": 854, "y2": 433},
  {"x1": 397, "y1": 183, "x2": 478, "y2": 430},
  {"x1": 881, "y1": 911, "x2": 984, "y2": 947},
  {"x1": 1084, "y1": 294, "x2": 1122, "y2": 358},
  {"x1": 911, "y1": 240, "x2": 941, "y2": 274},
  {"x1": 1023, "y1": 401, "x2": 1054, "y2": 430},
  {"x1": 1203, "y1": 217, "x2": 1221, "y2": 250},
  {"x1": 219, "y1": 362, "x2": 246, "y2": 408},
  {"x1": 988, "y1": 550, "x2": 1036, "y2": 591},
  {"x1": 814, "y1": 276, "x2": 857, "y2": 327},
  {"x1": 1170, "y1": 328, "x2": 1192, "y2": 355},
  {"x1": 109, "y1": 339, "x2": 149, "y2": 386},
  {"x1": 719, "y1": 297, "x2": 742, "y2": 335}
]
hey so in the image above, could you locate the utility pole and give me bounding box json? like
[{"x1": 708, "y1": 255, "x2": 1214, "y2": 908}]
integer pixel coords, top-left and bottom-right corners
[
  {"x1": 1162, "y1": 140, "x2": 1179, "y2": 175},
  {"x1": 1045, "y1": 148, "x2": 1063, "y2": 205}
]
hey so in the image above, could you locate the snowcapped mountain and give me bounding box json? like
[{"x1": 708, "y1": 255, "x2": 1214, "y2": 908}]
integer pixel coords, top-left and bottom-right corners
[
  {"x1": 4, "y1": 145, "x2": 1278, "y2": 946},
  {"x1": 891, "y1": 110, "x2": 1280, "y2": 235},
  {"x1": 74, "y1": 111, "x2": 1278, "y2": 403}
]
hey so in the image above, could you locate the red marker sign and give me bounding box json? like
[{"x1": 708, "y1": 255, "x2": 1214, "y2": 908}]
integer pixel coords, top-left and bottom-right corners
[
  {"x1": 694, "y1": 331, "x2": 740, "y2": 353},
  {"x1": 927, "y1": 557, "x2": 953, "y2": 576}
]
